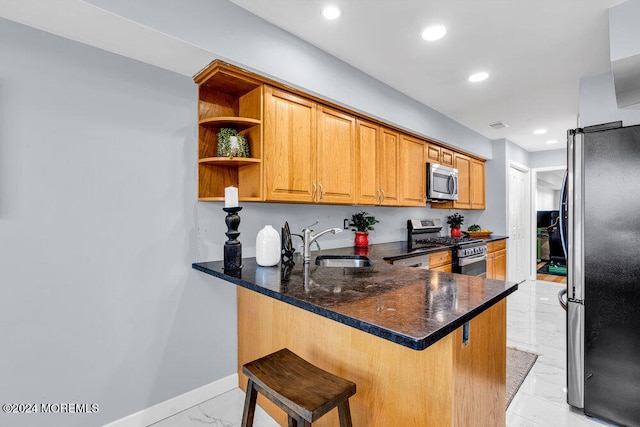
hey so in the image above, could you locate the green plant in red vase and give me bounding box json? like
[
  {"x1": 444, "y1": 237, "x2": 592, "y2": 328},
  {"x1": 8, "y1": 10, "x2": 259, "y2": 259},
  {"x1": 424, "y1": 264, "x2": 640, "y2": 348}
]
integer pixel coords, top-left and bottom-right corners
[
  {"x1": 447, "y1": 212, "x2": 464, "y2": 238},
  {"x1": 349, "y1": 211, "x2": 379, "y2": 248}
]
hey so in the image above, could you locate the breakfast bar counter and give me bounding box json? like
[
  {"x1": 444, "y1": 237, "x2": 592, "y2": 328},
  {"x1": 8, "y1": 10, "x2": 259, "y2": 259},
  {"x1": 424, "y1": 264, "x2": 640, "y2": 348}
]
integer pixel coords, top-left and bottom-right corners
[{"x1": 193, "y1": 242, "x2": 517, "y2": 426}]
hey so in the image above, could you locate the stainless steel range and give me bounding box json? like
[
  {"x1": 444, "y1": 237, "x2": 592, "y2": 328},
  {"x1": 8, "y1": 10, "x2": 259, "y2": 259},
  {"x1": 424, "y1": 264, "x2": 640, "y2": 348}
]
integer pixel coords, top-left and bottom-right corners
[{"x1": 407, "y1": 219, "x2": 488, "y2": 277}]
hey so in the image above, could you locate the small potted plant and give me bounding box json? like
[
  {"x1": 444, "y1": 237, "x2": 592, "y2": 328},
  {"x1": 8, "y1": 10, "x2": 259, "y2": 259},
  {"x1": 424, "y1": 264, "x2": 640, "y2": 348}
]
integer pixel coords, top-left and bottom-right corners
[
  {"x1": 348, "y1": 211, "x2": 379, "y2": 248},
  {"x1": 217, "y1": 128, "x2": 250, "y2": 159},
  {"x1": 447, "y1": 212, "x2": 464, "y2": 238}
]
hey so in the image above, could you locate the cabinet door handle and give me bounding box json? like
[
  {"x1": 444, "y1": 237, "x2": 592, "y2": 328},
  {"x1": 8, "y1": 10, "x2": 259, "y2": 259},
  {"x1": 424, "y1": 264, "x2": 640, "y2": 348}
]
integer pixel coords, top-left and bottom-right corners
[
  {"x1": 312, "y1": 182, "x2": 317, "y2": 199},
  {"x1": 377, "y1": 188, "x2": 382, "y2": 204},
  {"x1": 381, "y1": 189, "x2": 385, "y2": 203},
  {"x1": 319, "y1": 183, "x2": 324, "y2": 199}
]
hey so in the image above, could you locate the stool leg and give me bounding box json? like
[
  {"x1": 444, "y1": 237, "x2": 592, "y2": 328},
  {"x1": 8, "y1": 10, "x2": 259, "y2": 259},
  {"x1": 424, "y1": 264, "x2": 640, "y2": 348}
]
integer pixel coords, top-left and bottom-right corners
[
  {"x1": 338, "y1": 399, "x2": 353, "y2": 427},
  {"x1": 287, "y1": 414, "x2": 310, "y2": 427},
  {"x1": 241, "y1": 379, "x2": 258, "y2": 427}
]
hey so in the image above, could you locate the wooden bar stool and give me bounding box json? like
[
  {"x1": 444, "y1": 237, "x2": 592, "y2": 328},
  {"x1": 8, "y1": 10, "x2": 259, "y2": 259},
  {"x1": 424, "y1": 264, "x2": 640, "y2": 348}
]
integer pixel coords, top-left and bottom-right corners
[{"x1": 241, "y1": 348, "x2": 356, "y2": 427}]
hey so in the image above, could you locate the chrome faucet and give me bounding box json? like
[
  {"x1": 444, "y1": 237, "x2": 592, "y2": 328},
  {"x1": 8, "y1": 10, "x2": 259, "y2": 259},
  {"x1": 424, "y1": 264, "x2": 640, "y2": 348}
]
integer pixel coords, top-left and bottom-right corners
[{"x1": 299, "y1": 220, "x2": 343, "y2": 263}]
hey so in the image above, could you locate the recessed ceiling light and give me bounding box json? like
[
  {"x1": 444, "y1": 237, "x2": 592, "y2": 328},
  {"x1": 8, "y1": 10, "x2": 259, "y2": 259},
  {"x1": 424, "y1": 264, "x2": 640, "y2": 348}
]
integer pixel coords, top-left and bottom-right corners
[
  {"x1": 546, "y1": 139, "x2": 559, "y2": 144},
  {"x1": 322, "y1": 5, "x2": 341, "y2": 20},
  {"x1": 468, "y1": 72, "x2": 489, "y2": 82},
  {"x1": 421, "y1": 25, "x2": 447, "y2": 41},
  {"x1": 533, "y1": 129, "x2": 547, "y2": 135}
]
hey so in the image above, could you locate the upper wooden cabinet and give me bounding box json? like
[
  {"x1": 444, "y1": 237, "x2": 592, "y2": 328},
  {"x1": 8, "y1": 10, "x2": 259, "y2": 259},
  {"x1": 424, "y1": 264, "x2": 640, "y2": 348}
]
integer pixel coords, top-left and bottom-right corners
[
  {"x1": 195, "y1": 64, "x2": 263, "y2": 201},
  {"x1": 264, "y1": 86, "x2": 356, "y2": 204},
  {"x1": 470, "y1": 158, "x2": 486, "y2": 209},
  {"x1": 432, "y1": 153, "x2": 486, "y2": 210},
  {"x1": 399, "y1": 134, "x2": 426, "y2": 206},
  {"x1": 316, "y1": 106, "x2": 357, "y2": 204},
  {"x1": 264, "y1": 86, "x2": 316, "y2": 203},
  {"x1": 195, "y1": 60, "x2": 485, "y2": 208},
  {"x1": 379, "y1": 128, "x2": 400, "y2": 206},
  {"x1": 356, "y1": 121, "x2": 399, "y2": 206},
  {"x1": 426, "y1": 143, "x2": 454, "y2": 167}
]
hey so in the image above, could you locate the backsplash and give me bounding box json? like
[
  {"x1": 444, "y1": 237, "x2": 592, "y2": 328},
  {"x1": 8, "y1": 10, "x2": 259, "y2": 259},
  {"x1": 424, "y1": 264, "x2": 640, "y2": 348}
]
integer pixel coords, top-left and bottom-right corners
[{"x1": 196, "y1": 202, "x2": 485, "y2": 262}]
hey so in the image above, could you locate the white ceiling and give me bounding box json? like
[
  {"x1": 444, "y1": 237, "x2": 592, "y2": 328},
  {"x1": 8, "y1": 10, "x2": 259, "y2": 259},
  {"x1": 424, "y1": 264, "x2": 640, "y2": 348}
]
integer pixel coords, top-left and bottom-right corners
[
  {"x1": 0, "y1": 0, "x2": 624, "y2": 153},
  {"x1": 230, "y1": 0, "x2": 623, "y2": 152}
]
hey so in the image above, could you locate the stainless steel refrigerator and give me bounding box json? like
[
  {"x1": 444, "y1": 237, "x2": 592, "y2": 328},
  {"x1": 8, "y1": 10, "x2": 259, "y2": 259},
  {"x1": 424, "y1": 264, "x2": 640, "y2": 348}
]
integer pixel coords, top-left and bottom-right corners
[{"x1": 559, "y1": 121, "x2": 640, "y2": 426}]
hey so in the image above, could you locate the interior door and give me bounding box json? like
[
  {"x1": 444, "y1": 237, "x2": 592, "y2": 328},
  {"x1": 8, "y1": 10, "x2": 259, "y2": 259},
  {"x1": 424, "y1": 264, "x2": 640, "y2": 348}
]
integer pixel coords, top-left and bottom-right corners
[{"x1": 508, "y1": 164, "x2": 530, "y2": 282}]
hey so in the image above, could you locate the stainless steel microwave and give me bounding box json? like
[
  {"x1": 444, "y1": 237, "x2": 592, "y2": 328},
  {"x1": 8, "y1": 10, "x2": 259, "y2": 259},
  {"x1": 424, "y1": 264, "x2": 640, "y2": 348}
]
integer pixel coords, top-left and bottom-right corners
[{"x1": 427, "y1": 163, "x2": 458, "y2": 200}]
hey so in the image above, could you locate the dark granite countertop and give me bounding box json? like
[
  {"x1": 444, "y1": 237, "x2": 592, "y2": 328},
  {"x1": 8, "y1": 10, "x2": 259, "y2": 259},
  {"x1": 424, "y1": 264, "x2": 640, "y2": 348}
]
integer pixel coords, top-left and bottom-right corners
[{"x1": 192, "y1": 240, "x2": 517, "y2": 351}]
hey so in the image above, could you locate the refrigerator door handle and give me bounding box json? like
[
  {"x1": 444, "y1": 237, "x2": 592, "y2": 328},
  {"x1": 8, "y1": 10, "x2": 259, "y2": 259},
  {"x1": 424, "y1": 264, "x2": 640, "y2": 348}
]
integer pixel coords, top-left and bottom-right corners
[
  {"x1": 558, "y1": 288, "x2": 567, "y2": 311},
  {"x1": 567, "y1": 129, "x2": 584, "y2": 302},
  {"x1": 559, "y1": 170, "x2": 568, "y2": 259}
]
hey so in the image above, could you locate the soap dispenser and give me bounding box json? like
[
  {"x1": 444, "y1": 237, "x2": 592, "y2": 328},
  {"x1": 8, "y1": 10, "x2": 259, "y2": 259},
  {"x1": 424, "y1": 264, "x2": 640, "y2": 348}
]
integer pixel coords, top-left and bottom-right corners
[{"x1": 256, "y1": 225, "x2": 280, "y2": 266}]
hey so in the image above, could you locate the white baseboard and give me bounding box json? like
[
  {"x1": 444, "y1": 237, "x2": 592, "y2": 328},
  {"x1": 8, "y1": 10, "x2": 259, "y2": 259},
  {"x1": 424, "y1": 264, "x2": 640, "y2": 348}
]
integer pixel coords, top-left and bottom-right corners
[{"x1": 103, "y1": 373, "x2": 238, "y2": 427}]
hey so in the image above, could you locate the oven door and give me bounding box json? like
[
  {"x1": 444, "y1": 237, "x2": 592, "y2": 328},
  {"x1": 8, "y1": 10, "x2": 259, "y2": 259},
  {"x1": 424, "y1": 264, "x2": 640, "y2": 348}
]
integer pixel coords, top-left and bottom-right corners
[{"x1": 455, "y1": 253, "x2": 487, "y2": 277}]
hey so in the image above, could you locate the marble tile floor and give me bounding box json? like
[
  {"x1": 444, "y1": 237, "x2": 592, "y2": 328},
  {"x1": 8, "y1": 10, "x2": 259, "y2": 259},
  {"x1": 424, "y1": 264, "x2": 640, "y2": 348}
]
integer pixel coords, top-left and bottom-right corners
[{"x1": 152, "y1": 280, "x2": 611, "y2": 427}]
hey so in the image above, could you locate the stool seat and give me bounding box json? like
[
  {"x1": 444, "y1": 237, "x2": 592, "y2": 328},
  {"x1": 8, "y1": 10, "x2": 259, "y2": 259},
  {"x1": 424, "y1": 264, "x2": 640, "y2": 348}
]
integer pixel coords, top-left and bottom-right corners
[{"x1": 241, "y1": 348, "x2": 356, "y2": 427}]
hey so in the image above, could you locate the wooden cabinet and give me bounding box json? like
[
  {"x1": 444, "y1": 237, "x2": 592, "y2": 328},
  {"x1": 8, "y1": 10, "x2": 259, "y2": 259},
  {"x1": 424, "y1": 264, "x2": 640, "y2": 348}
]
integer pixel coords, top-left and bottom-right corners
[
  {"x1": 356, "y1": 121, "x2": 399, "y2": 206},
  {"x1": 379, "y1": 128, "x2": 400, "y2": 206},
  {"x1": 470, "y1": 158, "x2": 486, "y2": 209},
  {"x1": 453, "y1": 153, "x2": 472, "y2": 209},
  {"x1": 264, "y1": 87, "x2": 356, "y2": 204},
  {"x1": 399, "y1": 134, "x2": 426, "y2": 206},
  {"x1": 429, "y1": 250, "x2": 453, "y2": 272},
  {"x1": 316, "y1": 106, "x2": 357, "y2": 204},
  {"x1": 486, "y1": 239, "x2": 507, "y2": 280},
  {"x1": 195, "y1": 60, "x2": 485, "y2": 209},
  {"x1": 426, "y1": 143, "x2": 454, "y2": 167},
  {"x1": 264, "y1": 86, "x2": 317, "y2": 203},
  {"x1": 432, "y1": 153, "x2": 486, "y2": 210},
  {"x1": 195, "y1": 65, "x2": 263, "y2": 201}
]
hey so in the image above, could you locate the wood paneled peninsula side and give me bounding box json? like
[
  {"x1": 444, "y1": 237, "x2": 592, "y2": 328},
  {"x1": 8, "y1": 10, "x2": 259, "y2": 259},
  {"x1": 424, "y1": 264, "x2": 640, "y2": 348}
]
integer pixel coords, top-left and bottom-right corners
[{"x1": 193, "y1": 242, "x2": 517, "y2": 426}]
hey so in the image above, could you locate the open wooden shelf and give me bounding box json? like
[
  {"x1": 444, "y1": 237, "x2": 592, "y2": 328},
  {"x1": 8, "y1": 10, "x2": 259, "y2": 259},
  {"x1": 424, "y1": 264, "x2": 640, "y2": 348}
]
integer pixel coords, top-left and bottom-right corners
[
  {"x1": 198, "y1": 157, "x2": 262, "y2": 166},
  {"x1": 198, "y1": 116, "x2": 261, "y2": 130}
]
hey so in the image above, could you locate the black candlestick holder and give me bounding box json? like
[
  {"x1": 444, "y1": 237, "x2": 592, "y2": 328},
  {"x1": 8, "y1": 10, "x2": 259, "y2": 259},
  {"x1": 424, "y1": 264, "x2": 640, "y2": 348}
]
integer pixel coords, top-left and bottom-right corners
[{"x1": 223, "y1": 206, "x2": 242, "y2": 270}]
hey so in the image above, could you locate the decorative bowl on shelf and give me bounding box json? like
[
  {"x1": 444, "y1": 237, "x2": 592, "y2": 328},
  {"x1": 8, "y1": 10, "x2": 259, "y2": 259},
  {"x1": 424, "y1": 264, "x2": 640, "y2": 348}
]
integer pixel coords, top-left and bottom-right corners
[{"x1": 464, "y1": 230, "x2": 493, "y2": 238}]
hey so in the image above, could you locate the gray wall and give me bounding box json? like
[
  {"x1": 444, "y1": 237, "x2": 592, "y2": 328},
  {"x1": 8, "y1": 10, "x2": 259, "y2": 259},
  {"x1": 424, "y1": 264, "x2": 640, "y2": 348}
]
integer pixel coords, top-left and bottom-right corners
[
  {"x1": 478, "y1": 141, "x2": 508, "y2": 235},
  {"x1": 86, "y1": 0, "x2": 493, "y2": 159},
  {"x1": 0, "y1": 19, "x2": 238, "y2": 427},
  {"x1": 529, "y1": 149, "x2": 566, "y2": 169}
]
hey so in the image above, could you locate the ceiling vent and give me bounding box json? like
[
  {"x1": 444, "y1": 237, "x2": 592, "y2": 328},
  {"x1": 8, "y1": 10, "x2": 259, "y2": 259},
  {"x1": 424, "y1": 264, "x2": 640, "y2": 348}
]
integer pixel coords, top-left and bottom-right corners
[{"x1": 489, "y1": 121, "x2": 509, "y2": 129}]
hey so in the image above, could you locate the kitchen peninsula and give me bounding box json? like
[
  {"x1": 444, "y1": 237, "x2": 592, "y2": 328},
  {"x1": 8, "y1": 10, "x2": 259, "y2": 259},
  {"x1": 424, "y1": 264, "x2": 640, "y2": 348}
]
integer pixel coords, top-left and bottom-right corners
[{"x1": 193, "y1": 242, "x2": 517, "y2": 426}]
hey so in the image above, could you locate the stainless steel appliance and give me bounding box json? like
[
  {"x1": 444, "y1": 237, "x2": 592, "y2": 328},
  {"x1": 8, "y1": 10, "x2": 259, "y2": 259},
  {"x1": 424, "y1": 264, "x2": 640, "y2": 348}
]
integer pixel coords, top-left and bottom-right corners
[
  {"x1": 427, "y1": 163, "x2": 458, "y2": 201},
  {"x1": 559, "y1": 122, "x2": 640, "y2": 426},
  {"x1": 407, "y1": 219, "x2": 487, "y2": 276}
]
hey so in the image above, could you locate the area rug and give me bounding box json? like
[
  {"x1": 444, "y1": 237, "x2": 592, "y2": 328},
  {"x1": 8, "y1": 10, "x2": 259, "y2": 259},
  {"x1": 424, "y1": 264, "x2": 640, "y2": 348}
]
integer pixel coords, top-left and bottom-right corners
[
  {"x1": 506, "y1": 347, "x2": 538, "y2": 409},
  {"x1": 536, "y1": 262, "x2": 566, "y2": 276}
]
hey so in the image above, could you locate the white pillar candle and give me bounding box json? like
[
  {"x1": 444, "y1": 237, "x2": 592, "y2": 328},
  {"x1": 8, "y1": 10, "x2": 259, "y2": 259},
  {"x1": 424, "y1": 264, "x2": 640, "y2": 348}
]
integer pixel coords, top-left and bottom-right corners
[{"x1": 224, "y1": 186, "x2": 238, "y2": 208}]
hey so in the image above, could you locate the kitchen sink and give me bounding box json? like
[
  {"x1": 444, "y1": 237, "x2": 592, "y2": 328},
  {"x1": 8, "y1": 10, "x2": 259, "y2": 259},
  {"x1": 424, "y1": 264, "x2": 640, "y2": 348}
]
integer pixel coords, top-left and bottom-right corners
[{"x1": 315, "y1": 255, "x2": 373, "y2": 268}]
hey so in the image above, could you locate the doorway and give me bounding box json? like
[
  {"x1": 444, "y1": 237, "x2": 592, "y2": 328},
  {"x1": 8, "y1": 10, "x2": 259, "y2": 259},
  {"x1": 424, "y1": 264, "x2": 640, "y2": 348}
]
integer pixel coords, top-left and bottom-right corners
[
  {"x1": 508, "y1": 162, "x2": 531, "y2": 283},
  {"x1": 532, "y1": 167, "x2": 567, "y2": 284}
]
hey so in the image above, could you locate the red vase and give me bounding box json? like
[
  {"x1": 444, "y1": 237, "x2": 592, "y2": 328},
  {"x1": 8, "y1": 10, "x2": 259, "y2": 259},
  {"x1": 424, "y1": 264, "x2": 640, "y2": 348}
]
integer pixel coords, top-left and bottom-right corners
[
  {"x1": 450, "y1": 227, "x2": 461, "y2": 238},
  {"x1": 354, "y1": 246, "x2": 369, "y2": 257},
  {"x1": 354, "y1": 231, "x2": 369, "y2": 248}
]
